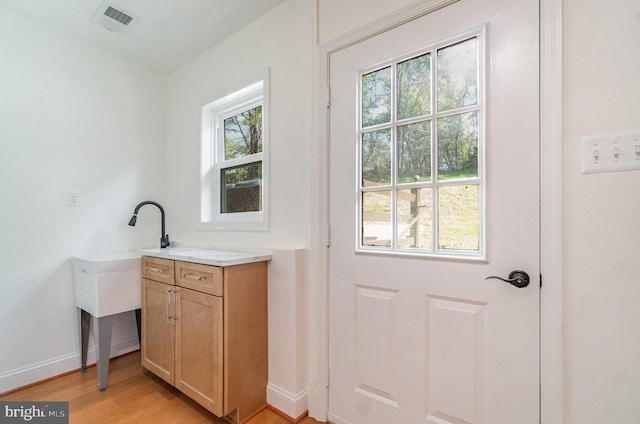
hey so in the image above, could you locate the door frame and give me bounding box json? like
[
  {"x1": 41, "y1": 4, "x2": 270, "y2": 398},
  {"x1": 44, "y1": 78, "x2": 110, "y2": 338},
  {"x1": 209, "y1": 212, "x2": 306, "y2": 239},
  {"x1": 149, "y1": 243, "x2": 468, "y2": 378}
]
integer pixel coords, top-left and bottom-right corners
[{"x1": 308, "y1": 0, "x2": 563, "y2": 422}]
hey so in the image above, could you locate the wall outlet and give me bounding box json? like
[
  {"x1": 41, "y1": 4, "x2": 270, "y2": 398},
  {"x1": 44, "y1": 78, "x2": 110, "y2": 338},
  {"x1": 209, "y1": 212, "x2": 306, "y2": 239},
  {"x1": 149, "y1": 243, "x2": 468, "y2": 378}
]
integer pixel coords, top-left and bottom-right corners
[
  {"x1": 581, "y1": 130, "x2": 640, "y2": 174},
  {"x1": 68, "y1": 191, "x2": 81, "y2": 207}
]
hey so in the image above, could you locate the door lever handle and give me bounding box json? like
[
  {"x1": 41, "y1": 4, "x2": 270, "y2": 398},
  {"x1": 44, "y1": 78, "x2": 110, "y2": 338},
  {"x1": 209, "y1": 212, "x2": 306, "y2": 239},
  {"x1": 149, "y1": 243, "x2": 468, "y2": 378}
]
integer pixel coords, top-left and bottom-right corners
[{"x1": 485, "y1": 270, "x2": 530, "y2": 288}]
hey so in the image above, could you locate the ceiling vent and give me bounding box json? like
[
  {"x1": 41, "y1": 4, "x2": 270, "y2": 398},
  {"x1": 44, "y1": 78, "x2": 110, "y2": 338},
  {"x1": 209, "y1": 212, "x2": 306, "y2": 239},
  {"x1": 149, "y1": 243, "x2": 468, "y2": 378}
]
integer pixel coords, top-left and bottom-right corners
[{"x1": 91, "y1": 1, "x2": 138, "y2": 33}]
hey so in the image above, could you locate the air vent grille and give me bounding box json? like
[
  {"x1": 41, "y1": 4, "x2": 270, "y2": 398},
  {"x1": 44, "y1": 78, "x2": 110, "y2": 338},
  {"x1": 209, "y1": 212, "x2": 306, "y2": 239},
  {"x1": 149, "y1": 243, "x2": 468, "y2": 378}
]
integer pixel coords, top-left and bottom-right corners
[
  {"x1": 104, "y1": 6, "x2": 133, "y2": 26},
  {"x1": 91, "y1": 1, "x2": 138, "y2": 34}
]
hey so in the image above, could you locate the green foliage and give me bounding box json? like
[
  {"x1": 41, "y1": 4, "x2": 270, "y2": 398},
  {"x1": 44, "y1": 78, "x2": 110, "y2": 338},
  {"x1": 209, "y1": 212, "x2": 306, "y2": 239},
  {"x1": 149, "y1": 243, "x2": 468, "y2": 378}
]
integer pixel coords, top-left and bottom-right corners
[
  {"x1": 362, "y1": 68, "x2": 391, "y2": 127},
  {"x1": 436, "y1": 38, "x2": 478, "y2": 111},
  {"x1": 437, "y1": 112, "x2": 478, "y2": 178},
  {"x1": 224, "y1": 106, "x2": 262, "y2": 181},
  {"x1": 360, "y1": 37, "x2": 479, "y2": 183},
  {"x1": 224, "y1": 106, "x2": 263, "y2": 160},
  {"x1": 397, "y1": 53, "x2": 431, "y2": 120}
]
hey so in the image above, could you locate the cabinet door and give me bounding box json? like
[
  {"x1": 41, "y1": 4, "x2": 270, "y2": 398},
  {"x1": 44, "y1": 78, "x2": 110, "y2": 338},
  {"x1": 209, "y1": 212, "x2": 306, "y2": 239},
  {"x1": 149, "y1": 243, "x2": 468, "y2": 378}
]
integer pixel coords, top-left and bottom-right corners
[
  {"x1": 175, "y1": 287, "x2": 223, "y2": 416},
  {"x1": 141, "y1": 278, "x2": 175, "y2": 384}
]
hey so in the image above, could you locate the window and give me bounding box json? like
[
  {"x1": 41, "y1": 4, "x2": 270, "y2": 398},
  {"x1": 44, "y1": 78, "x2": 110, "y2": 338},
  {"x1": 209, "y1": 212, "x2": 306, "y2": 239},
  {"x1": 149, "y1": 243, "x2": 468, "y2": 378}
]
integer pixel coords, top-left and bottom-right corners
[
  {"x1": 200, "y1": 74, "x2": 268, "y2": 230},
  {"x1": 358, "y1": 31, "x2": 484, "y2": 257}
]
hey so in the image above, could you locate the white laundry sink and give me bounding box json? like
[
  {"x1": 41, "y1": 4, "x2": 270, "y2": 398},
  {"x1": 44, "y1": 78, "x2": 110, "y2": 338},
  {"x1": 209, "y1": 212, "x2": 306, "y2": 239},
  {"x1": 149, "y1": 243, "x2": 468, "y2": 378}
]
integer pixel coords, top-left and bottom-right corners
[{"x1": 72, "y1": 252, "x2": 142, "y2": 318}]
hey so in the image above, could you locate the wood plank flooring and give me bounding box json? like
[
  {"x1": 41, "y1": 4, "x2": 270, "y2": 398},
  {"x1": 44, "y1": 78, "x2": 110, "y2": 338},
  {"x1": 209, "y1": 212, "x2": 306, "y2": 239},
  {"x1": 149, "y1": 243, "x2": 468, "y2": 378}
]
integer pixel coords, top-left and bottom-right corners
[{"x1": 0, "y1": 351, "x2": 322, "y2": 424}]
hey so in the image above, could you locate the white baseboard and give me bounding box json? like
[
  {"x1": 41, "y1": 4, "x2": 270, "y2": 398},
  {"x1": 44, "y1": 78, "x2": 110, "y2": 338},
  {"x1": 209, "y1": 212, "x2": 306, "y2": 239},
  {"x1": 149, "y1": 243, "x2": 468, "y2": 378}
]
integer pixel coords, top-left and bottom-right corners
[
  {"x1": 327, "y1": 413, "x2": 352, "y2": 424},
  {"x1": 0, "y1": 337, "x2": 140, "y2": 394},
  {"x1": 267, "y1": 383, "x2": 309, "y2": 420}
]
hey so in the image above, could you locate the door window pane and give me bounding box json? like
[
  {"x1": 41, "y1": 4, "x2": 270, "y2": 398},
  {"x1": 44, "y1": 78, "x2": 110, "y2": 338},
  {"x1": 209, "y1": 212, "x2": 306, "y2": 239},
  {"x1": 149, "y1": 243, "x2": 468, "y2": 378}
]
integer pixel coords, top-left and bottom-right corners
[
  {"x1": 437, "y1": 111, "x2": 479, "y2": 180},
  {"x1": 437, "y1": 38, "x2": 478, "y2": 112},
  {"x1": 397, "y1": 121, "x2": 431, "y2": 184},
  {"x1": 362, "y1": 191, "x2": 392, "y2": 247},
  {"x1": 397, "y1": 188, "x2": 432, "y2": 250},
  {"x1": 362, "y1": 67, "x2": 392, "y2": 127},
  {"x1": 362, "y1": 129, "x2": 392, "y2": 186},
  {"x1": 438, "y1": 185, "x2": 479, "y2": 251},
  {"x1": 397, "y1": 53, "x2": 431, "y2": 120}
]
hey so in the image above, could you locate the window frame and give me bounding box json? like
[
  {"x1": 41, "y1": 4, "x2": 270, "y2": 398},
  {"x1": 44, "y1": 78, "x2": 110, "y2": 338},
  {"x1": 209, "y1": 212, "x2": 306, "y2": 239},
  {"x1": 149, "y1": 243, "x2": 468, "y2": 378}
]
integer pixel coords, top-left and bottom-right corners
[
  {"x1": 199, "y1": 70, "x2": 269, "y2": 231},
  {"x1": 356, "y1": 28, "x2": 486, "y2": 259}
]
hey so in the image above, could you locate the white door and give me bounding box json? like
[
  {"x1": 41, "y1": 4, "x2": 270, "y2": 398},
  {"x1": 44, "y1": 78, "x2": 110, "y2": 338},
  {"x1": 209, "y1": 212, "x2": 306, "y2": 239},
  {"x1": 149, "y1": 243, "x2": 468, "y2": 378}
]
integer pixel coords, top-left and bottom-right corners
[{"x1": 328, "y1": 0, "x2": 540, "y2": 423}]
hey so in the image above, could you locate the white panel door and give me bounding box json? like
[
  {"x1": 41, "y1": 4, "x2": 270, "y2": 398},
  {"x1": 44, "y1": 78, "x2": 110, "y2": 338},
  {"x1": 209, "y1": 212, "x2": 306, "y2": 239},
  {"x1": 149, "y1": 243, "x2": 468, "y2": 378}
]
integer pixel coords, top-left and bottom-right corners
[{"x1": 328, "y1": 0, "x2": 540, "y2": 423}]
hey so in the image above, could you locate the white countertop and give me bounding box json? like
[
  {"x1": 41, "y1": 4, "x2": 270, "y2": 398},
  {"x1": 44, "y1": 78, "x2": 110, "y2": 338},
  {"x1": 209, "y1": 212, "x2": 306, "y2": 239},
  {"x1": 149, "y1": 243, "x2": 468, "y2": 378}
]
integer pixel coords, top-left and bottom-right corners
[{"x1": 140, "y1": 247, "x2": 271, "y2": 267}]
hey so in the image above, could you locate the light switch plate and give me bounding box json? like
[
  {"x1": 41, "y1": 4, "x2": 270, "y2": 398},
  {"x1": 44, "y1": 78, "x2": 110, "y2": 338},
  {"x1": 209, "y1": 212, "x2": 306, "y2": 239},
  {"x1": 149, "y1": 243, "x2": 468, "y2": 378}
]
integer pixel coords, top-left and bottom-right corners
[{"x1": 581, "y1": 130, "x2": 640, "y2": 174}]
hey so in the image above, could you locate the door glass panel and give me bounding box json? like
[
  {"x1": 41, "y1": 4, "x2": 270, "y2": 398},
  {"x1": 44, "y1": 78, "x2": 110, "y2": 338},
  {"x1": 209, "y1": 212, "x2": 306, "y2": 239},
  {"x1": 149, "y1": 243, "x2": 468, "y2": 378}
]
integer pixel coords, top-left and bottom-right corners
[
  {"x1": 437, "y1": 111, "x2": 479, "y2": 180},
  {"x1": 362, "y1": 67, "x2": 392, "y2": 127},
  {"x1": 437, "y1": 38, "x2": 478, "y2": 112},
  {"x1": 397, "y1": 188, "x2": 432, "y2": 250},
  {"x1": 362, "y1": 191, "x2": 392, "y2": 247},
  {"x1": 362, "y1": 129, "x2": 392, "y2": 186},
  {"x1": 357, "y1": 33, "x2": 483, "y2": 257},
  {"x1": 397, "y1": 53, "x2": 431, "y2": 120},
  {"x1": 397, "y1": 121, "x2": 431, "y2": 184},
  {"x1": 438, "y1": 184, "x2": 479, "y2": 251}
]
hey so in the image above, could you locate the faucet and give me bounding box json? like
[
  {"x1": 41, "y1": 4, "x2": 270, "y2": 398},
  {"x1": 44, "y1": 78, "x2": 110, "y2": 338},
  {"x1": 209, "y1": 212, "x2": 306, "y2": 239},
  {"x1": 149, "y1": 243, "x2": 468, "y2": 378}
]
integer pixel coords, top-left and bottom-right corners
[{"x1": 128, "y1": 201, "x2": 171, "y2": 248}]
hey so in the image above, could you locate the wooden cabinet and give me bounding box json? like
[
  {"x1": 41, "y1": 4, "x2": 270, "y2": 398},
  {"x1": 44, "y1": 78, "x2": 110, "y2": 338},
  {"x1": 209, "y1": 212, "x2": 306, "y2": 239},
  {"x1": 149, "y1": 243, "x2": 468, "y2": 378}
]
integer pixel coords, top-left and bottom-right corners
[{"x1": 141, "y1": 255, "x2": 267, "y2": 423}]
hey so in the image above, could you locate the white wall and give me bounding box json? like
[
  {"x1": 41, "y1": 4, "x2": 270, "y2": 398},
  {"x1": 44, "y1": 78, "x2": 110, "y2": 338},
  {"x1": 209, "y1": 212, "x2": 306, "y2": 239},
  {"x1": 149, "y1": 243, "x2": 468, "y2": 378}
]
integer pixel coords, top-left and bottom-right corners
[
  {"x1": 0, "y1": 8, "x2": 166, "y2": 391},
  {"x1": 165, "y1": 0, "x2": 312, "y2": 250},
  {"x1": 563, "y1": 0, "x2": 640, "y2": 422},
  {"x1": 164, "y1": 0, "x2": 313, "y2": 418},
  {"x1": 318, "y1": 0, "x2": 416, "y2": 45}
]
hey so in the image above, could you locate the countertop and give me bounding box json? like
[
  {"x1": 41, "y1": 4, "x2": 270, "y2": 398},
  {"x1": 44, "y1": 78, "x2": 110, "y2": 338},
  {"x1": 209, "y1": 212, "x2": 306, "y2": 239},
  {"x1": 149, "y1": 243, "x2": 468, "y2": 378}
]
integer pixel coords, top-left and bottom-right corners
[{"x1": 140, "y1": 247, "x2": 271, "y2": 267}]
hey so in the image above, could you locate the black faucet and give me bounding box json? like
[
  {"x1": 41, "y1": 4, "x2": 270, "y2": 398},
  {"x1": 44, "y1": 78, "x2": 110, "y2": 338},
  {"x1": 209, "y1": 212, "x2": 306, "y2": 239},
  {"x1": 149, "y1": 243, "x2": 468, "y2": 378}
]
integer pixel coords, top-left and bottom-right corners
[{"x1": 128, "y1": 201, "x2": 170, "y2": 248}]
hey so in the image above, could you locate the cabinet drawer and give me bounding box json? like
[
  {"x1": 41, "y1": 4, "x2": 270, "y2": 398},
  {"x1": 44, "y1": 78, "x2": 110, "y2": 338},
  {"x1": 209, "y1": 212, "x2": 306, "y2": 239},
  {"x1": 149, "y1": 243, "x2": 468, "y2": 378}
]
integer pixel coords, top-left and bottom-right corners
[
  {"x1": 175, "y1": 261, "x2": 222, "y2": 296},
  {"x1": 142, "y1": 256, "x2": 175, "y2": 284}
]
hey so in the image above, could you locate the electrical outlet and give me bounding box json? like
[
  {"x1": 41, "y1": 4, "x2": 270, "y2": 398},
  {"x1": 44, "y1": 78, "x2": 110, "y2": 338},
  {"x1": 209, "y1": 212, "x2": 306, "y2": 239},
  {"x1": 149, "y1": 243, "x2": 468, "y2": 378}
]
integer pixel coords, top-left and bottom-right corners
[
  {"x1": 68, "y1": 191, "x2": 81, "y2": 207},
  {"x1": 581, "y1": 130, "x2": 640, "y2": 174}
]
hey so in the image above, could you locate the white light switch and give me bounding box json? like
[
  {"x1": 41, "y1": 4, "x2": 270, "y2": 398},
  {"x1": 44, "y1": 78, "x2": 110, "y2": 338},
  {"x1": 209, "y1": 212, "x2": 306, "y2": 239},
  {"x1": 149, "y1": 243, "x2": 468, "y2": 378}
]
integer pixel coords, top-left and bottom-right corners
[{"x1": 581, "y1": 130, "x2": 640, "y2": 174}]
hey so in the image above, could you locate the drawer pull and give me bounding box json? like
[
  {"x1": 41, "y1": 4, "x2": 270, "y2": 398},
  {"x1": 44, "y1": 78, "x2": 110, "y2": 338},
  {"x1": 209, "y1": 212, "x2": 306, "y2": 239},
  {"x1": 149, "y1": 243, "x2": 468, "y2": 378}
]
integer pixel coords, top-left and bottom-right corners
[
  {"x1": 182, "y1": 273, "x2": 206, "y2": 282},
  {"x1": 145, "y1": 266, "x2": 163, "y2": 273}
]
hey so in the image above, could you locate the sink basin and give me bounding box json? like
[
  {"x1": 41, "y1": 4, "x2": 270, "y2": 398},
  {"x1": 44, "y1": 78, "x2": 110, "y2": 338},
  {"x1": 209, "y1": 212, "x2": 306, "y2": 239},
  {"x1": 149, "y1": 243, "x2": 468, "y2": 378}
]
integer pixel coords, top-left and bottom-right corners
[{"x1": 72, "y1": 252, "x2": 142, "y2": 317}]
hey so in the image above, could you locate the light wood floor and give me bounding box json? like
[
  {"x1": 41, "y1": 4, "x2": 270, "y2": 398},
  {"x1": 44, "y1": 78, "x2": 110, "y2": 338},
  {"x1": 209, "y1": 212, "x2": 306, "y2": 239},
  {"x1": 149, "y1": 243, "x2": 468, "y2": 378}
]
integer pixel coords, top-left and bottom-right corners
[{"x1": 0, "y1": 351, "x2": 322, "y2": 424}]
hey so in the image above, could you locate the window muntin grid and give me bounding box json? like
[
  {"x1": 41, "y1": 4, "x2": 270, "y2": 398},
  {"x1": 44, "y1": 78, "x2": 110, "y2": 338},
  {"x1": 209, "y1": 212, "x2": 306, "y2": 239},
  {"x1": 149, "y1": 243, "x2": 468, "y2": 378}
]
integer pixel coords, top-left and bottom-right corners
[{"x1": 357, "y1": 31, "x2": 484, "y2": 258}]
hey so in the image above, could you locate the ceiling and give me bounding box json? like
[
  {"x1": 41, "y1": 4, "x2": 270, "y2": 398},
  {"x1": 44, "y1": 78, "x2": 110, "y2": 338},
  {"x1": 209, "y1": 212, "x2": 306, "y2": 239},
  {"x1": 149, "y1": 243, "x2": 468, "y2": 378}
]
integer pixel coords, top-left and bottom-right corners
[{"x1": 0, "y1": 0, "x2": 287, "y2": 74}]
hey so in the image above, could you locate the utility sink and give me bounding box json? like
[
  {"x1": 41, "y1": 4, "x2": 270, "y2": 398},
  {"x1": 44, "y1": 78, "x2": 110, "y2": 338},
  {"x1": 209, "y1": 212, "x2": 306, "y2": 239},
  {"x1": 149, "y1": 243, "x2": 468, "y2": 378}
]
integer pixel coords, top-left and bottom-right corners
[
  {"x1": 72, "y1": 251, "x2": 142, "y2": 318},
  {"x1": 71, "y1": 251, "x2": 143, "y2": 392}
]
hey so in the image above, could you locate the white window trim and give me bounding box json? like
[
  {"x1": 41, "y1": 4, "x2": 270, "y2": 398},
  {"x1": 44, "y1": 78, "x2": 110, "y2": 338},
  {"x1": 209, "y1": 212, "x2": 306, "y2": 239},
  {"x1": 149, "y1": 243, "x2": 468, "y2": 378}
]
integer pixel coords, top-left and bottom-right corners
[{"x1": 199, "y1": 69, "x2": 270, "y2": 231}]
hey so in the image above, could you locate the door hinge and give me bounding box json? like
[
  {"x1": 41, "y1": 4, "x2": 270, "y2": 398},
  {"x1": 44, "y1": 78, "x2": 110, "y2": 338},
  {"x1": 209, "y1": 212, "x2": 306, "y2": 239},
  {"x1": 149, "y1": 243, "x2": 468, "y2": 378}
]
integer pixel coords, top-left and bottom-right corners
[
  {"x1": 540, "y1": 273, "x2": 543, "y2": 288},
  {"x1": 325, "y1": 226, "x2": 331, "y2": 248},
  {"x1": 325, "y1": 365, "x2": 330, "y2": 387},
  {"x1": 326, "y1": 86, "x2": 331, "y2": 108}
]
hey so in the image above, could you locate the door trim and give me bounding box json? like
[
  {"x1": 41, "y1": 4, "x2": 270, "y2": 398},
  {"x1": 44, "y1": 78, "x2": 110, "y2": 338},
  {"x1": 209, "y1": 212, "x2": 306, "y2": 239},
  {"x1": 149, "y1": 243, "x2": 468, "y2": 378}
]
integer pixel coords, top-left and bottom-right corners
[{"x1": 309, "y1": 0, "x2": 563, "y2": 422}]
